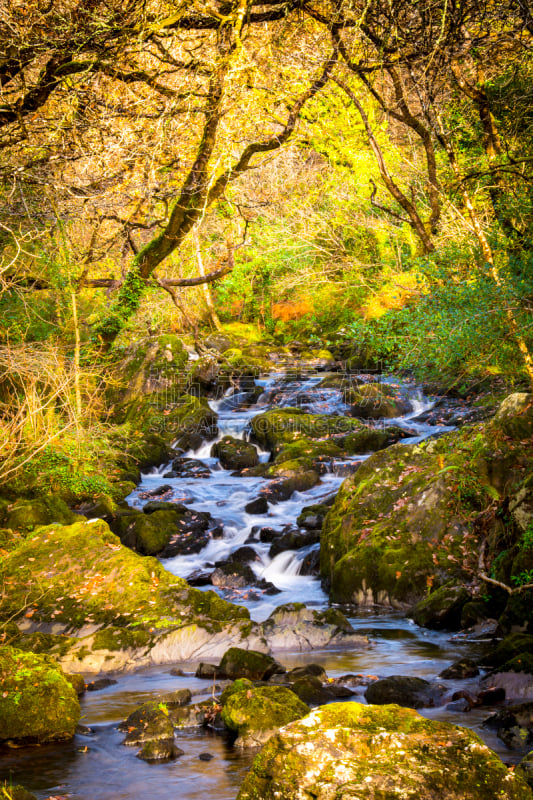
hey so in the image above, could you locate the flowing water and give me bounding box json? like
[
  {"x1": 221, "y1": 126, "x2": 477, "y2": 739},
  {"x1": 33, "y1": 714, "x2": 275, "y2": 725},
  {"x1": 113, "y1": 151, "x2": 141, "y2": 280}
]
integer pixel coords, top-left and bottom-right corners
[{"x1": 0, "y1": 370, "x2": 514, "y2": 799}]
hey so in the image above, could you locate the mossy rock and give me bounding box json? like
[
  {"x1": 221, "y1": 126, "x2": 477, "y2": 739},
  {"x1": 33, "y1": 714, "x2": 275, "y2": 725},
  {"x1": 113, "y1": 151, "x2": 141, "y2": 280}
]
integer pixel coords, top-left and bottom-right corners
[
  {"x1": 0, "y1": 646, "x2": 80, "y2": 744},
  {"x1": 411, "y1": 585, "x2": 471, "y2": 631},
  {"x1": 211, "y1": 436, "x2": 259, "y2": 470},
  {"x1": 273, "y1": 438, "x2": 345, "y2": 462},
  {"x1": 111, "y1": 334, "x2": 188, "y2": 406},
  {"x1": 494, "y1": 393, "x2": 533, "y2": 439},
  {"x1": 347, "y1": 387, "x2": 410, "y2": 419},
  {"x1": 4, "y1": 495, "x2": 80, "y2": 532},
  {"x1": 251, "y1": 408, "x2": 363, "y2": 451},
  {"x1": 0, "y1": 518, "x2": 248, "y2": 636},
  {"x1": 221, "y1": 685, "x2": 309, "y2": 747},
  {"x1": 266, "y1": 457, "x2": 314, "y2": 479},
  {"x1": 111, "y1": 508, "x2": 184, "y2": 555},
  {"x1": 220, "y1": 678, "x2": 254, "y2": 705},
  {"x1": 0, "y1": 786, "x2": 37, "y2": 800},
  {"x1": 116, "y1": 393, "x2": 218, "y2": 449},
  {"x1": 344, "y1": 425, "x2": 409, "y2": 454},
  {"x1": 237, "y1": 702, "x2": 532, "y2": 800},
  {"x1": 481, "y1": 633, "x2": 533, "y2": 668},
  {"x1": 218, "y1": 647, "x2": 285, "y2": 681}
]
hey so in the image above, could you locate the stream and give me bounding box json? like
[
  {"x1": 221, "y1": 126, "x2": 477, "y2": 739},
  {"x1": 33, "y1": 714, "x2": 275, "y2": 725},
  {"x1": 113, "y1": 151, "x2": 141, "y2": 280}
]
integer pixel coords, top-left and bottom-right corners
[{"x1": 0, "y1": 369, "x2": 513, "y2": 799}]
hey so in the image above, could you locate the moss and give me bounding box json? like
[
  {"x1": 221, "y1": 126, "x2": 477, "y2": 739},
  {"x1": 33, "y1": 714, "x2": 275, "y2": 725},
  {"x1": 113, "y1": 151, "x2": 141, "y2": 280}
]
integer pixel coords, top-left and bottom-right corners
[
  {"x1": 273, "y1": 439, "x2": 344, "y2": 462},
  {"x1": 92, "y1": 625, "x2": 152, "y2": 652},
  {"x1": 4, "y1": 495, "x2": 80, "y2": 532},
  {"x1": 0, "y1": 518, "x2": 247, "y2": 634},
  {"x1": 220, "y1": 678, "x2": 254, "y2": 705},
  {"x1": 212, "y1": 436, "x2": 259, "y2": 470},
  {"x1": 483, "y1": 633, "x2": 533, "y2": 668},
  {"x1": 251, "y1": 408, "x2": 363, "y2": 450},
  {"x1": 237, "y1": 702, "x2": 533, "y2": 800},
  {"x1": 219, "y1": 648, "x2": 283, "y2": 680},
  {"x1": 1, "y1": 785, "x2": 37, "y2": 800},
  {"x1": 221, "y1": 686, "x2": 309, "y2": 747},
  {"x1": 411, "y1": 584, "x2": 471, "y2": 630},
  {"x1": 0, "y1": 646, "x2": 80, "y2": 744}
]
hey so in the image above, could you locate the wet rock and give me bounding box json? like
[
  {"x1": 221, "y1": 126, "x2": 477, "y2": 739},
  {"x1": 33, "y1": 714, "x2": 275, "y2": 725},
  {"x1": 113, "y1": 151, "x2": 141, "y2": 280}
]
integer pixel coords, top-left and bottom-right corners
[
  {"x1": 411, "y1": 585, "x2": 471, "y2": 630},
  {"x1": 157, "y1": 689, "x2": 192, "y2": 708},
  {"x1": 0, "y1": 518, "x2": 251, "y2": 674},
  {"x1": 268, "y1": 528, "x2": 319, "y2": 557},
  {"x1": 258, "y1": 526, "x2": 278, "y2": 542},
  {"x1": 221, "y1": 684, "x2": 309, "y2": 747},
  {"x1": 159, "y1": 509, "x2": 221, "y2": 557},
  {"x1": 260, "y1": 603, "x2": 370, "y2": 651},
  {"x1": 343, "y1": 425, "x2": 411, "y2": 454},
  {"x1": 211, "y1": 436, "x2": 259, "y2": 470},
  {"x1": 199, "y1": 752, "x2": 214, "y2": 761},
  {"x1": 461, "y1": 599, "x2": 492, "y2": 628},
  {"x1": 347, "y1": 384, "x2": 411, "y2": 420},
  {"x1": 142, "y1": 499, "x2": 187, "y2": 513},
  {"x1": 0, "y1": 647, "x2": 80, "y2": 745},
  {"x1": 255, "y1": 578, "x2": 282, "y2": 595},
  {"x1": 237, "y1": 702, "x2": 532, "y2": 800},
  {"x1": 289, "y1": 675, "x2": 334, "y2": 705},
  {"x1": 4, "y1": 495, "x2": 79, "y2": 532},
  {"x1": 171, "y1": 457, "x2": 212, "y2": 479},
  {"x1": 186, "y1": 569, "x2": 213, "y2": 586},
  {"x1": 218, "y1": 647, "x2": 285, "y2": 681},
  {"x1": 259, "y1": 471, "x2": 319, "y2": 503},
  {"x1": 364, "y1": 675, "x2": 445, "y2": 709},
  {"x1": 480, "y1": 633, "x2": 533, "y2": 670},
  {"x1": 439, "y1": 658, "x2": 479, "y2": 679},
  {"x1": 229, "y1": 546, "x2": 260, "y2": 565},
  {"x1": 211, "y1": 563, "x2": 256, "y2": 589},
  {"x1": 245, "y1": 497, "x2": 269, "y2": 515},
  {"x1": 120, "y1": 703, "x2": 175, "y2": 745},
  {"x1": 296, "y1": 503, "x2": 330, "y2": 530},
  {"x1": 141, "y1": 484, "x2": 174, "y2": 498},
  {"x1": 485, "y1": 702, "x2": 533, "y2": 749},
  {"x1": 137, "y1": 739, "x2": 184, "y2": 762},
  {"x1": 196, "y1": 662, "x2": 221, "y2": 679},
  {"x1": 86, "y1": 677, "x2": 118, "y2": 691},
  {"x1": 250, "y1": 408, "x2": 363, "y2": 451},
  {"x1": 481, "y1": 671, "x2": 533, "y2": 701},
  {"x1": 171, "y1": 699, "x2": 221, "y2": 729},
  {"x1": 287, "y1": 664, "x2": 327, "y2": 682},
  {"x1": 477, "y1": 687, "x2": 506, "y2": 706},
  {"x1": 446, "y1": 697, "x2": 472, "y2": 712},
  {"x1": 299, "y1": 548, "x2": 320, "y2": 575}
]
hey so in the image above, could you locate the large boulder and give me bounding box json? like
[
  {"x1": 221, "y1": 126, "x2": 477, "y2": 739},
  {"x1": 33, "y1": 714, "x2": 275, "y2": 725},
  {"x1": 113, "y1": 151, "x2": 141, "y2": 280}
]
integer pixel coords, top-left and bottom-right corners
[
  {"x1": 321, "y1": 395, "x2": 533, "y2": 608},
  {"x1": 3, "y1": 496, "x2": 79, "y2": 532},
  {"x1": 259, "y1": 603, "x2": 369, "y2": 651},
  {"x1": 0, "y1": 647, "x2": 80, "y2": 744},
  {"x1": 0, "y1": 518, "x2": 253, "y2": 673},
  {"x1": 411, "y1": 585, "x2": 471, "y2": 630},
  {"x1": 221, "y1": 684, "x2": 309, "y2": 747},
  {"x1": 237, "y1": 702, "x2": 532, "y2": 800}
]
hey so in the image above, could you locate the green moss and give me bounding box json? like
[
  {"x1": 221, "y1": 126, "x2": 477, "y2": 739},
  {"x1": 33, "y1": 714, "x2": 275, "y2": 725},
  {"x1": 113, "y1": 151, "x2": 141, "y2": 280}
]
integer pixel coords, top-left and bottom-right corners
[
  {"x1": 0, "y1": 518, "x2": 247, "y2": 634},
  {"x1": 251, "y1": 409, "x2": 363, "y2": 450},
  {"x1": 0, "y1": 646, "x2": 80, "y2": 744},
  {"x1": 4, "y1": 495, "x2": 80, "y2": 532},
  {"x1": 221, "y1": 686, "x2": 309, "y2": 747},
  {"x1": 237, "y1": 702, "x2": 533, "y2": 800},
  {"x1": 220, "y1": 678, "x2": 254, "y2": 705},
  {"x1": 92, "y1": 625, "x2": 152, "y2": 652}
]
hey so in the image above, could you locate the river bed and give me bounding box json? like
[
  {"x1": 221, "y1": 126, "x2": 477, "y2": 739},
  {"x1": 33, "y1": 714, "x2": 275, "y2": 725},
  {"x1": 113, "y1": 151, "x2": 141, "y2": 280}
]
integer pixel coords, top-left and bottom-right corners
[{"x1": 0, "y1": 370, "x2": 512, "y2": 799}]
